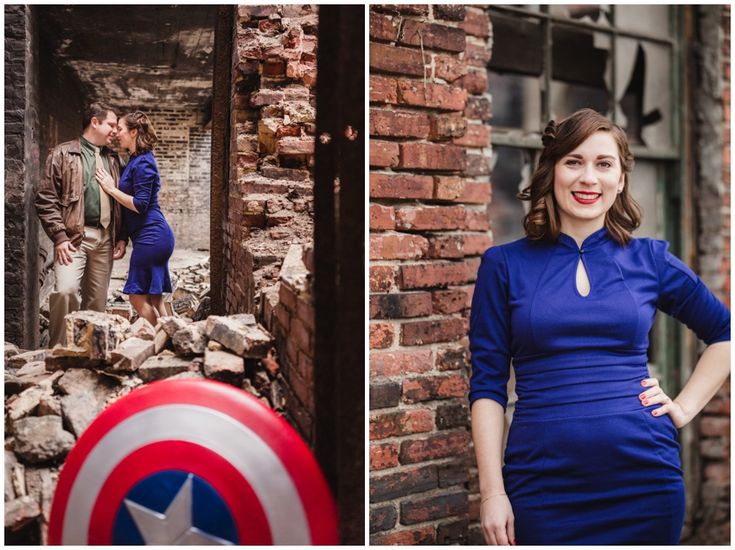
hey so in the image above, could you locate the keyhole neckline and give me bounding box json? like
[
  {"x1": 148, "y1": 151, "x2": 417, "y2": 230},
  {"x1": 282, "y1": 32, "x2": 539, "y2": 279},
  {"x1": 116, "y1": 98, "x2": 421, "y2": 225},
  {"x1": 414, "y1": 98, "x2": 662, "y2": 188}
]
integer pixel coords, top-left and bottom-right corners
[{"x1": 558, "y1": 227, "x2": 610, "y2": 252}]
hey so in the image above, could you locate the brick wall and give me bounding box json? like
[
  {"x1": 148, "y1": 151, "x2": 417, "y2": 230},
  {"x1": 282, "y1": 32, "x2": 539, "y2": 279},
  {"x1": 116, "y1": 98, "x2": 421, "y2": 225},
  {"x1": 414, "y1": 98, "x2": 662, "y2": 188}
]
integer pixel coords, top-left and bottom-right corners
[
  {"x1": 225, "y1": 5, "x2": 317, "y2": 315},
  {"x1": 5, "y1": 5, "x2": 41, "y2": 349},
  {"x1": 147, "y1": 107, "x2": 211, "y2": 251},
  {"x1": 368, "y1": 5, "x2": 491, "y2": 544}
]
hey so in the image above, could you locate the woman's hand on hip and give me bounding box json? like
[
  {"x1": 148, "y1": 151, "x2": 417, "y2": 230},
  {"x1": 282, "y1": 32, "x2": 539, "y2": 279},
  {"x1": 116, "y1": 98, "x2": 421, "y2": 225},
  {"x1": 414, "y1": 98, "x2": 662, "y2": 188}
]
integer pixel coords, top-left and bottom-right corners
[
  {"x1": 639, "y1": 377, "x2": 689, "y2": 428},
  {"x1": 480, "y1": 494, "x2": 516, "y2": 545}
]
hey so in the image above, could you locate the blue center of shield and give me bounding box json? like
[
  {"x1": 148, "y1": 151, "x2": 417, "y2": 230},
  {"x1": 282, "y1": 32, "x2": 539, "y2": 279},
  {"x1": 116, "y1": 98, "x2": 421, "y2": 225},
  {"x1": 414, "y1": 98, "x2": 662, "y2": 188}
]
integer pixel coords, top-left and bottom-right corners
[{"x1": 112, "y1": 470, "x2": 238, "y2": 545}]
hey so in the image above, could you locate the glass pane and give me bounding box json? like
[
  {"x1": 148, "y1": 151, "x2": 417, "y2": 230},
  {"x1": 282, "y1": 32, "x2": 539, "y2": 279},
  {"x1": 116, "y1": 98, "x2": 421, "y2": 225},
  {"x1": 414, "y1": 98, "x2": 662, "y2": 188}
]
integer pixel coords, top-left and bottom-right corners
[
  {"x1": 614, "y1": 5, "x2": 672, "y2": 39},
  {"x1": 627, "y1": 160, "x2": 662, "y2": 239},
  {"x1": 488, "y1": 146, "x2": 532, "y2": 245},
  {"x1": 488, "y1": 71, "x2": 542, "y2": 131},
  {"x1": 615, "y1": 38, "x2": 672, "y2": 149},
  {"x1": 550, "y1": 28, "x2": 612, "y2": 120},
  {"x1": 549, "y1": 4, "x2": 612, "y2": 26}
]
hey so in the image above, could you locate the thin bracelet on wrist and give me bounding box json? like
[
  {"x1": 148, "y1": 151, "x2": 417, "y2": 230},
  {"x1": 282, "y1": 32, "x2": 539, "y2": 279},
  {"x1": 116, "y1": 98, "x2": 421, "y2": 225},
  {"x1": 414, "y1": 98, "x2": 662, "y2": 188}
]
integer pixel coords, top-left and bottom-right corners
[{"x1": 481, "y1": 493, "x2": 507, "y2": 504}]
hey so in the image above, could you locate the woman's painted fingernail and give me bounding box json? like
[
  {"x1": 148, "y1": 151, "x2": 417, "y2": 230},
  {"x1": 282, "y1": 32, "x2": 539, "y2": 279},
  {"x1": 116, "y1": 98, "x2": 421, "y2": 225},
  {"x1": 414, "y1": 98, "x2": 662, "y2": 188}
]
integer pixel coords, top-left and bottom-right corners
[
  {"x1": 639, "y1": 393, "x2": 646, "y2": 399},
  {"x1": 652, "y1": 410, "x2": 658, "y2": 416},
  {"x1": 641, "y1": 380, "x2": 647, "y2": 386},
  {"x1": 642, "y1": 400, "x2": 648, "y2": 405}
]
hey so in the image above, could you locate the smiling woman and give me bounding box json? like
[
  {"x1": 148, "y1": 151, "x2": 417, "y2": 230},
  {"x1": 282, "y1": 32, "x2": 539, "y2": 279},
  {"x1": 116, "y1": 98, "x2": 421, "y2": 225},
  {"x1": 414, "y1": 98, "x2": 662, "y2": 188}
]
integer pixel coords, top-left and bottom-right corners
[{"x1": 469, "y1": 108, "x2": 730, "y2": 545}]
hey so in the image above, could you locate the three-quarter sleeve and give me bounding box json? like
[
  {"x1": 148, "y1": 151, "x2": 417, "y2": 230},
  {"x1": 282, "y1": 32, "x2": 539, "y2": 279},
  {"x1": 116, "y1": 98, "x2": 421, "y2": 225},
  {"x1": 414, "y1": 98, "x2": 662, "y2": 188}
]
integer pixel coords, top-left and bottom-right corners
[
  {"x1": 131, "y1": 155, "x2": 158, "y2": 214},
  {"x1": 651, "y1": 239, "x2": 730, "y2": 345},
  {"x1": 469, "y1": 246, "x2": 512, "y2": 409}
]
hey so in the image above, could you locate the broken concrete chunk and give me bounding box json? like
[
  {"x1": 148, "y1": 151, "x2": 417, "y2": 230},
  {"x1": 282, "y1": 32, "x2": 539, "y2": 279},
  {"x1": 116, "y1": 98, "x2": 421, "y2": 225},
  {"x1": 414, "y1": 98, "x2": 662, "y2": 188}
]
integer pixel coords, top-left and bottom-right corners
[
  {"x1": 207, "y1": 340, "x2": 225, "y2": 351},
  {"x1": 15, "y1": 361, "x2": 46, "y2": 377},
  {"x1": 106, "y1": 303, "x2": 133, "y2": 320},
  {"x1": 60, "y1": 392, "x2": 106, "y2": 438},
  {"x1": 5, "y1": 495, "x2": 40, "y2": 531},
  {"x1": 13, "y1": 416, "x2": 75, "y2": 464},
  {"x1": 166, "y1": 370, "x2": 205, "y2": 381},
  {"x1": 5, "y1": 450, "x2": 21, "y2": 501},
  {"x1": 44, "y1": 355, "x2": 105, "y2": 371},
  {"x1": 7, "y1": 349, "x2": 49, "y2": 369},
  {"x1": 64, "y1": 311, "x2": 130, "y2": 361},
  {"x1": 56, "y1": 368, "x2": 115, "y2": 397},
  {"x1": 37, "y1": 395, "x2": 62, "y2": 417},
  {"x1": 7, "y1": 386, "x2": 48, "y2": 423},
  {"x1": 153, "y1": 329, "x2": 171, "y2": 354},
  {"x1": 172, "y1": 321, "x2": 208, "y2": 356},
  {"x1": 137, "y1": 355, "x2": 195, "y2": 382},
  {"x1": 159, "y1": 316, "x2": 192, "y2": 338},
  {"x1": 205, "y1": 315, "x2": 273, "y2": 358},
  {"x1": 127, "y1": 318, "x2": 156, "y2": 341},
  {"x1": 109, "y1": 337, "x2": 155, "y2": 373},
  {"x1": 203, "y1": 349, "x2": 245, "y2": 381},
  {"x1": 4, "y1": 342, "x2": 21, "y2": 358}
]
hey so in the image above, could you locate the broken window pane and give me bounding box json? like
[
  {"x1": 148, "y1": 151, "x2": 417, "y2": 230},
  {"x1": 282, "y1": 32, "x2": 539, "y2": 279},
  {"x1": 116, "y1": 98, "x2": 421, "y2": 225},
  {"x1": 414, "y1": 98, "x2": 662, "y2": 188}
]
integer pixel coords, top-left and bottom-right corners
[
  {"x1": 615, "y1": 38, "x2": 672, "y2": 149},
  {"x1": 549, "y1": 5, "x2": 612, "y2": 27},
  {"x1": 614, "y1": 5, "x2": 672, "y2": 39},
  {"x1": 488, "y1": 146, "x2": 532, "y2": 245},
  {"x1": 628, "y1": 160, "x2": 662, "y2": 239},
  {"x1": 488, "y1": 13, "x2": 543, "y2": 76},
  {"x1": 550, "y1": 27, "x2": 612, "y2": 120},
  {"x1": 488, "y1": 71, "x2": 543, "y2": 131}
]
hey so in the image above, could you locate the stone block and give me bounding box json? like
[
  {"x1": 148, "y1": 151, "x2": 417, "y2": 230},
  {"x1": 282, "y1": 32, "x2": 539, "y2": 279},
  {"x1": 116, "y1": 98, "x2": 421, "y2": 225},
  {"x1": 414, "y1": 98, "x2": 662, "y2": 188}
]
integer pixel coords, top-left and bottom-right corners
[
  {"x1": 7, "y1": 386, "x2": 48, "y2": 423},
  {"x1": 109, "y1": 337, "x2": 156, "y2": 372},
  {"x1": 60, "y1": 392, "x2": 106, "y2": 438},
  {"x1": 172, "y1": 321, "x2": 208, "y2": 356},
  {"x1": 206, "y1": 315, "x2": 273, "y2": 358},
  {"x1": 128, "y1": 318, "x2": 156, "y2": 341},
  {"x1": 13, "y1": 416, "x2": 75, "y2": 464},
  {"x1": 137, "y1": 355, "x2": 195, "y2": 382},
  {"x1": 203, "y1": 349, "x2": 246, "y2": 381},
  {"x1": 153, "y1": 329, "x2": 170, "y2": 354},
  {"x1": 64, "y1": 311, "x2": 130, "y2": 361},
  {"x1": 106, "y1": 303, "x2": 133, "y2": 320},
  {"x1": 159, "y1": 316, "x2": 192, "y2": 338},
  {"x1": 7, "y1": 349, "x2": 49, "y2": 369},
  {"x1": 5, "y1": 495, "x2": 40, "y2": 530}
]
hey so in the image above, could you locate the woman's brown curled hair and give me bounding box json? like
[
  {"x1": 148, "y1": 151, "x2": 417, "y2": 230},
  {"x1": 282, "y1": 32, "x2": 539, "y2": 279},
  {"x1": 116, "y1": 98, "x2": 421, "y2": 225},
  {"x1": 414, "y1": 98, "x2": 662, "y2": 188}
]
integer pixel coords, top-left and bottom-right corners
[
  {"x1": 518, "y1": 108, "x2": 642, "y2": 245},
  {"x1": 122, "y1": 110, "x2": 158, "y2": 153}
]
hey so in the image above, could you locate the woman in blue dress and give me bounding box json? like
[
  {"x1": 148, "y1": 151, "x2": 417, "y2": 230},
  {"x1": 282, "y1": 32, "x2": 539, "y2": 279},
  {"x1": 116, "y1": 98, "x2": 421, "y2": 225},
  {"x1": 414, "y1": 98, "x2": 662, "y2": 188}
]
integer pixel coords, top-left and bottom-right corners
[
  {"x1": 470, "y1": 109, "x2": 730, "y2": 545},
  {"x1": 96, "y1": 111, "x2": 175, "y2": 325}
]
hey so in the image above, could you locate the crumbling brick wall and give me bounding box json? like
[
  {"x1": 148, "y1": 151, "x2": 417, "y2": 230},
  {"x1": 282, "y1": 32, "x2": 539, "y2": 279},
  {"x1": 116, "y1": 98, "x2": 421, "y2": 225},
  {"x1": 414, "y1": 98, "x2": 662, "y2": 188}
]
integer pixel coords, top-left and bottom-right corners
[
  {"x1": 368, "y1": 5, "x2": 491, "y2": 544},
  {"x1": 225, "y1": 5, "x2": 318, "y2": 445},
  {"x1": 225, "y1": 5, "x2": 317, "y2": 315},
  {"x1": 5, "y1": 5, "x2": 41, "y2": 349}
]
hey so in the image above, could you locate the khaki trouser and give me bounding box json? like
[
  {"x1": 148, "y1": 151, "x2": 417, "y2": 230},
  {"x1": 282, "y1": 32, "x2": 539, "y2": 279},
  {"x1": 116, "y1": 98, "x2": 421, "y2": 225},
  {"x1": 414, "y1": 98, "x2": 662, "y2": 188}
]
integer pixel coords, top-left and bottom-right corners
[{"x1": 49, "y1": 226, "x2": 112, "y2": 346}]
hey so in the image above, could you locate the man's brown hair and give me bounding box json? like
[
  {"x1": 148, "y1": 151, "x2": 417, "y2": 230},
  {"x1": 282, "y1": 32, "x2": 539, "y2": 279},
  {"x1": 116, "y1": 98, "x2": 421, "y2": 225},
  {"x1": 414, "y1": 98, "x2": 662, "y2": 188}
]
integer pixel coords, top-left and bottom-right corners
[{"x1": 82, "y1": 102, "x2": 117, "y2": 131}]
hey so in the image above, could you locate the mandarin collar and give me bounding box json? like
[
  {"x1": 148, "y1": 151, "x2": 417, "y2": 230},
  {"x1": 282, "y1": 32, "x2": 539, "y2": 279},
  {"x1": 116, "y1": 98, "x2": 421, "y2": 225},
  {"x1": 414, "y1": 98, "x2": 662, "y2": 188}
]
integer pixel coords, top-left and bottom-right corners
[{"x1": 558, "y1": 226, "x2": 610, "y2": 251}]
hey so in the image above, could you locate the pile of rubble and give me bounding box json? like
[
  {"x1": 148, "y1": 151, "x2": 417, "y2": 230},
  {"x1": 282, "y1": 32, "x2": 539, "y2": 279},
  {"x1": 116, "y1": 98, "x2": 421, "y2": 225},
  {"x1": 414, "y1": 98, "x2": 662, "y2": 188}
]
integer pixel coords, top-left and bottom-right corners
[{"x1": 4, "y1": 309, "x2": 284, "y2": 543}]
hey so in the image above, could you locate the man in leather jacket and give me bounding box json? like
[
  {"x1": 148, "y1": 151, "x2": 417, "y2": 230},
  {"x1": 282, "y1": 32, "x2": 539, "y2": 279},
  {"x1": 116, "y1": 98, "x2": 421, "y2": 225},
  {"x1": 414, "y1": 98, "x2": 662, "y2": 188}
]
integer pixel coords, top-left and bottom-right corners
[{"x1": 35, "y1": 103, "x2": 127, "y2": 346}]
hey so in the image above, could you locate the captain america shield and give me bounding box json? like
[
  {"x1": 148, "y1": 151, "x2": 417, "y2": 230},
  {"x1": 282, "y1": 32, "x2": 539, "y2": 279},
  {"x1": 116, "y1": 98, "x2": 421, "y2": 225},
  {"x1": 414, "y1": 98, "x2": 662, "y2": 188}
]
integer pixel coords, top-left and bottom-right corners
[{"x1": 48, "y1": 379, "x2": 339, "y2": 545}]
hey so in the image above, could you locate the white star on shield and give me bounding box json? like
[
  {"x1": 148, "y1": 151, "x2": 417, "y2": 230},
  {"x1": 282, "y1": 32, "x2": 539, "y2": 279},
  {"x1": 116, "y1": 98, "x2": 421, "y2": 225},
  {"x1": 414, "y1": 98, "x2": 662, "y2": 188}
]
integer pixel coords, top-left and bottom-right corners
[{"x1": 124, "y1": 474, "x2": 235, "y2": 545}]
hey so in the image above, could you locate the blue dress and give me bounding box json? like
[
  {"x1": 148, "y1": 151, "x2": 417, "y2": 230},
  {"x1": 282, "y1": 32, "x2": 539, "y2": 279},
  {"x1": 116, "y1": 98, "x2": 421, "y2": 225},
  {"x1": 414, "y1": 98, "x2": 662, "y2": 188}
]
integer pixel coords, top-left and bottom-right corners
[
  {"x1": 469, "y1": 227, "x2": 730, "y2": 545},
  {"x1": 118, "y1": 150, "x2": 175, "y2": 295}
]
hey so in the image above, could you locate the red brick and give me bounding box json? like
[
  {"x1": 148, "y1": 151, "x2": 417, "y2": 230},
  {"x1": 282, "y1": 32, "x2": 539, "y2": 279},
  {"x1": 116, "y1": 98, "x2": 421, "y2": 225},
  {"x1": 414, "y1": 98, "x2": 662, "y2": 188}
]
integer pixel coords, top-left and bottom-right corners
[
  {"x1": 370, "y1": 292, "x2": 433, "y2": 318},
  {"x1": 465, "y1": 42, "x2": 492, "y2": 68},
  {"x1": 370, "y1": 382, "x2": 401, "y2": 409},
  {"x1": 432, "y1": 289, "x2": 470, "y2": 314},
  {"x1": 461, "y1": 233, "x2": 492, "y2": 255},
  {"x1": 401, "y1": 317, "x2": 467, "y2": 345},
  {"x1": 436, "y1": 344, "x2": 469, "y2": 371},
  {"x1": 400, "y1": 19, "x2": 466, "y2": 52},
  {"x1": 434, "y1": 53, "x2": 467, "y2": 83},
  {"x1": 461, "y1": 70, "x2": 488, "y2": 94},
  {"x1": 433, "y1": 176, "x2": 464, "y2": 200},
  {"x1": 436, "y1": 403, "x2": 470, "y2": 431},
  {"x1": 399, "y1": 261, "x2": 471, "y2": 289},
  {"x1": 428, "y1": 234, "x2": 464, "y2": 259},
  {"x1": 458, "y1": 181, "x2": 492, "y2": 203},
  {"x1": 371, "y1": 465, "x2": 438, "y2": 503},
  {"x1": 370, "y1": 42, "x2": 427, "y2": 77},
  {"x1": 277, "y1": 136, "x2": 315, "y2": 155},
  {"x1": 370, "y1": 140, "x2": 400, "y2": 167},
  {"x1": 464, "y1": 153, "x2": 490, "y2": 176},
  {"x1": 370, "y1": 204, "x2": 395, "y2": 230},
  {"x1": 370, "y1": 504, "x2": 398, "y2": 533},
  {"x1": 434, "y1": 5, "x2": 466, "y2": 21},
  {"x1": 402, "y1": 374, "x2": 469, "y2": 402},
  {"x1": 370, "y1": 173, "x2": 434, "y2": 200},
  {"x1": 370, "y1": 322, "x2": 395, "y2": 349},
  {"x1": 454, "y1": 123, "x2": 490, "y2": 148},
  {"x1": 395, "y1": 205, "x2": 467, "y2": 230},
  {"x1": 400, "y1": 430, "x2": 471, "y2": 464},
  {"x1": 290, "y1": 316, "x2": 313, "y2": 354},
  {"x1": 397, "y1": 80, "x2": 467, "y2": 111},
  {"x1": 465, "y1": 207, "x2": 490, "y2": 230},
  {"x1": 370, "y1": 349, "x2": 433, "y2": 377},
  {"x1": 374, "y1": 4, "x2": 429, "y2": 16},
  {"x1": 437, "y1": 518, "x2": 470, "y2": 544},
  {"x1": 371, "y1": 442, "x2": 399, "y2": 470},
  {"x1": 370, "y1": 75, "x2": 398, "y2": 103},
  {"x1": 399, "y1": 142, "x2": 466, "y2": 171},
  {"x1": 468, "y1": 496, "x2": 481, "y2": 522},
  {"x1": 370, "y1": 11, "x2": 401, "y2": 42},
  {"x1": 700, "y1": 416, "x2": 730, "y2": 437},
  {"x1": 370, "y1": 408, "x2": 434, "y2": 439},
  {"x1": 370, "y1": 265, "x2": 397, "y2": 292},
  {"x1": 465, "y1": 257, "x2": 481, "y2": 282},
  {"x1": 370, "y1": 233, "x2": 429, "y2": 260},
  {"x1": 460, "y1": 9, "x2": 490, "y2": 37},
  {"x1": 370, "y1": 526, "x2": 436, "y2": 545},
  {"x1": 464, "y1": 96, "x2": 492, "y2": 121},
  {"x1": 704, "y1": 462, "x2": 730, "y2": 482},
  {"x1": 430, "y1": 114, "x2": 467, "y2": 140},
  {"x1": 370, "y1": 108, "x2": 430, "y2": 139},
  {"x1": 400, "y1": 491, "x2": 469, "y2": 524}
]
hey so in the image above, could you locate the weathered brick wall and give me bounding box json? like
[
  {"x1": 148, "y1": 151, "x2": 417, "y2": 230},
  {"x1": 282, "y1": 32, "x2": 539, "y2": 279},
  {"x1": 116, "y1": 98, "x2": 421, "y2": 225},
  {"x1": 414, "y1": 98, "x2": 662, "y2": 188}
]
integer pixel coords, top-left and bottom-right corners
[
  {"x1": 5, "y1": 5, "x2": 41, "y2": 349},
  {"x1": 225, "y1": 5, "x2": 317, "y2": 315},
  {"x1": 147, "y1": 107, "x2": 211, "y2": 251},
  {"x1": 368, "y1": 5, "x2": 491, "y2": 544}
]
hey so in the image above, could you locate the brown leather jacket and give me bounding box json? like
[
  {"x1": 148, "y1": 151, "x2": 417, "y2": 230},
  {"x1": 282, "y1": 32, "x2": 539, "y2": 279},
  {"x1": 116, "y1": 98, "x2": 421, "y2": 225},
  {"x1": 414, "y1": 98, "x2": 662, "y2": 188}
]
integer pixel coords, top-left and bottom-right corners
[{"x1": 35, "y1": 139, "x2": 123, "y2": 247}]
